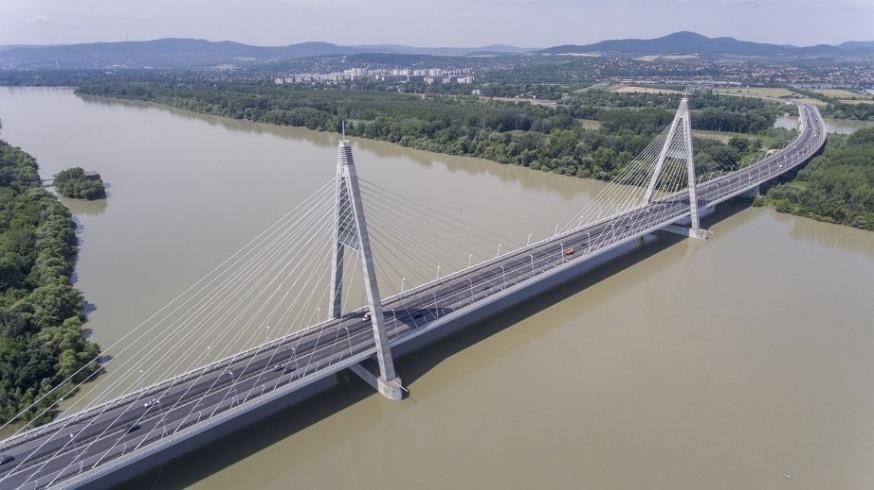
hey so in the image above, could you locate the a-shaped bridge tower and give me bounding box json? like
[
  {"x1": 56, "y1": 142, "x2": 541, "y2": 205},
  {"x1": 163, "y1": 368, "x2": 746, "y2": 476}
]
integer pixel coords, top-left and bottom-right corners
[
  {"x1": 643, "y1": 97, "x2": 706, "y2": 239},
  {"x1": 328, "y1": 131, "x2": 402, "y2": 400}
]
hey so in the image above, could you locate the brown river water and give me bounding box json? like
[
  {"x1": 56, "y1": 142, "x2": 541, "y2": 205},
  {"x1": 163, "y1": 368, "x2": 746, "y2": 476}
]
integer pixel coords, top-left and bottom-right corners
[{"x1": 1, "y1": 87, "x2": 873, "y2": 489}]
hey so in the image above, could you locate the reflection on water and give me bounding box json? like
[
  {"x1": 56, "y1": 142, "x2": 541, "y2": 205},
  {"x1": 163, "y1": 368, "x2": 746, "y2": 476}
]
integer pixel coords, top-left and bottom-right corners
[
  {"x1": 78, "y1": 94, "x2": 338, "y2": 149},
  {"x1": 59, "y1": 195, "x2": 108, "y2": 216},
  {"x1": 1, "y1": 87, "x2": 873, "y2": 490},
  {"x1": 772, "y1": 209, "x2": 874, "y2": 258},
  {"x1": 775, "y1": 114, "x2": 874, "y2": 134},
  {"x1": 77, "y1": 93, "x2": 590, "y2": 199},
  {"x1": 823, "y1": 117, "x2": 874, "y2": 135},
  {"x1": 774, "y1": 115, "x2": 800, "y2": 130}
]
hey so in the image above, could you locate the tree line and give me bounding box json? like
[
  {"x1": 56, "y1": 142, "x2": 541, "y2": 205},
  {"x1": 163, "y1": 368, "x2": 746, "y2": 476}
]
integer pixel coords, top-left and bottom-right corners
[
  {"x1": 0, "y1": 140, "x2": 102, "y2": 424},
  {"x1": 757, "y1": 128, "x2": 874, "y2": 230},
  {"x1": 76, "y1": 81, "x2": 786, "y2": 181}
]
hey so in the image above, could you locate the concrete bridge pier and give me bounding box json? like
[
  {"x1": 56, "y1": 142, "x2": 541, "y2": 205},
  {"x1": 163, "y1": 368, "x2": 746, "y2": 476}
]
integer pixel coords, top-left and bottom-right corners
[
  {"x1": 643, "y1": 97, "x2": 708, "y2": 241},
  {"x1": 330, "y1": 130, "x2": 403, "y2": 401},
  {"x1": 663, "y1": 205, "x2": 715, "y2": 240},
  {"x1": 350, "y1": 362, "x2": 404, "y2": 400},
  {"x1": 663, "y1": 224, "x2": 708, "y2": 239},
  {"x1": 739, "y1": 185, "x2": 760, "y2": 199}
]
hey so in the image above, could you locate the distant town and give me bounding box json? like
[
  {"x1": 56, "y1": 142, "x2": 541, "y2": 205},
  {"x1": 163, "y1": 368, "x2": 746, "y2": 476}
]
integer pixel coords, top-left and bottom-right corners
[
  {"x1": 263, "y1": 57, "x2": 874, "y2": 94},
  {"x1": 273, "y1": 67, "x2": 475, "y2": 85}
]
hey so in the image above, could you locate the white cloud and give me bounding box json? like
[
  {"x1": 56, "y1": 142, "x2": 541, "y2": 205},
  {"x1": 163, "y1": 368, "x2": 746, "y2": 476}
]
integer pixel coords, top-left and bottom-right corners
[
  {"x1": 26, "y1": 14, "x2": 49, "y2": 23},
  {"x1": 457, "y1": 10, "x2": 474, "y2": 18}
]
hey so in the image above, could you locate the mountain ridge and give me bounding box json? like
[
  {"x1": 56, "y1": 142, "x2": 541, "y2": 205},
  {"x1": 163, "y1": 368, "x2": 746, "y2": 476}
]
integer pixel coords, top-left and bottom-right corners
[
  {"x1": 539, "y1": 31, "x2": 872, "y2": 57},
  {"x1": 1, "y1": 32, "x2": 872, "y2": 69},
  {"x1": 0, "y1": 38, "x2": 533, "y2": 69}
]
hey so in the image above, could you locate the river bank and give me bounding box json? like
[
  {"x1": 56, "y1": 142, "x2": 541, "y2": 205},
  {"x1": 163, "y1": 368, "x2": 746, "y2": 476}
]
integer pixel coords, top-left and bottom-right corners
[
  {"x1": 0, "y1": 138, "x2": 101, "y2": 430},
  {"x1": 72, "y1": 86, "x2": 874, "y2": 234}
]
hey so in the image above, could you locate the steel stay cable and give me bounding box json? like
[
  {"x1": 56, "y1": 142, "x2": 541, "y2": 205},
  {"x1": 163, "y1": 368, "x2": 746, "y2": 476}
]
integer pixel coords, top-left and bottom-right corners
[
  {"x1": 364, "y1": 206, "x2": 481, "y2": 274},
  {"x1": 45, "y1": 186, "x2": 339, "y2": 427},
  {"x1": 0, "y1": 181, "x2": 338, "y2": 481},
  {"x1": 42, "y1": 224, "x2": 338, "y2": 484},
  {"x1": 23, "y1": 199, "x2": 342, "y2": 485},
  {"x1": 0, "y1": 183, "x2": 337, "y2": 481},
  {"x1": 366, "y1": 214, "x2": 486, "y2": 276},
  {"x1": 155, "y1": 204, "x2": 354, "y2": 434},
  {"x1": 560, "y1": 140, "x2": 666, "y2": 233},
  {"x1": 360, "y1": 188, "x2": 518, "y2": 253},
  {"x1": 366, "y1": 218, "x2": 463, "y2": 284},
  {"x1": 70, "y1": 190, "x2": 338, "y2": 412},
  {"x1": 560, "y1": 125, "x2": 673, "y2": 231},
  {"x1": 0, "y1": 179, "x2": 336, "y2": 444},
  {"x1": 358, "y1": 179, "x2": 516, "y2": 246},
  {"x1": 120, "y1": 220, "x2": 338, "y2": 462},
  {"x1": 361, "y1": 190, "x2": 515, "y2": 262},
  {"x1": 33, "y1": 301, "x2": 377, "y2": 486},
  {"x1": 368, "y1": 230, "x2": 430, "y2": 286},
  {"x1": 236, "y1": 245, "x2": 351, "y2": 405}
]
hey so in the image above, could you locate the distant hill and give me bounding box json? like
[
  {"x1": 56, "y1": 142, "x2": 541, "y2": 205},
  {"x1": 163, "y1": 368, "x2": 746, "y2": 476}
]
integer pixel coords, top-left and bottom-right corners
[
  {"x1": 2, "y1": 32, "x2": 871, "y2": 70},
  {"x1": 0, "y1": 38, "x2": 533, "y2": 69},
  {"x1": 540, "y1": 31, "x2": 873, "y2": 58},
  {"x1": 839, "y1": 41, "x2": 874, "y2": 52}
]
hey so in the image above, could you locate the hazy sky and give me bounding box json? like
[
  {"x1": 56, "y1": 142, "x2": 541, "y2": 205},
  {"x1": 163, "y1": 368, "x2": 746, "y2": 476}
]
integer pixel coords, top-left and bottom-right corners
[{"x1": 1, "y1": 0, "x2": 872, "y2": 47}]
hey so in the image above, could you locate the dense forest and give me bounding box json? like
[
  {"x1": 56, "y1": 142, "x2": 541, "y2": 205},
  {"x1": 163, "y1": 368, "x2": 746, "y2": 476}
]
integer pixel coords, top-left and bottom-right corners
[
  {"x1": 0, "y1": 140, "x2": 101, "y2": 425},
  {"x1": 76, "y1": 82, "x2": 786, "y2": 180},
  {"x1": 757, "y1": 128, "x2": 874, "y2": 230},
  {"x1": 565, "y1": 89, "x2": 793, "y2": 133},
  {"x1": 54, "y1": 167, "x2": 106, "y2": 200}
]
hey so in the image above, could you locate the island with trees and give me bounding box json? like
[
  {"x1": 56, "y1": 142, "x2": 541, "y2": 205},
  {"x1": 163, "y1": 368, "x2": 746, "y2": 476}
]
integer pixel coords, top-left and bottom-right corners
[
  {"x1": 54, "y1": 166, "x2": 106, "y2": 200},
  {"x1": 0, "y1": 139, "x2": 102, "y2": 426}
]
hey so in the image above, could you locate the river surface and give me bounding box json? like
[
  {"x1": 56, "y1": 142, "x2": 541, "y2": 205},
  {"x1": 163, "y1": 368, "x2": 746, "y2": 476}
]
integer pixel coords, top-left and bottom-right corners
[
  {"x1": 1, "y1": 87, "x2": 873, "y2": 489},
  {"x1": 775, "y1": 114, "x2": 874, "y2": 134}
]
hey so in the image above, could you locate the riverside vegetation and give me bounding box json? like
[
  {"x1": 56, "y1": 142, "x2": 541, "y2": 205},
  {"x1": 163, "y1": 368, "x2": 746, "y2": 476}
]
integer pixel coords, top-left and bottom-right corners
[
  {"x1": 756, "y1": 128, "x2": 874, "y2": 231},
  {"x1": 0, "y1": 139, "x2": 101, "y2": 425},
  {"x1": 76, "y1": 82, "x2": 790, "y2": 180},
  {"x1": 74, "y1": 80, "x2": 871, "y2": 231}
]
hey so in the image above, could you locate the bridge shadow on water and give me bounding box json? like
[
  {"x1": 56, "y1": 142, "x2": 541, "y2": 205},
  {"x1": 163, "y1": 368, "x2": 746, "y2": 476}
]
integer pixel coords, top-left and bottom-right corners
[{"x1": 124, "y1": 199, "x2": 754, "y2": 489}]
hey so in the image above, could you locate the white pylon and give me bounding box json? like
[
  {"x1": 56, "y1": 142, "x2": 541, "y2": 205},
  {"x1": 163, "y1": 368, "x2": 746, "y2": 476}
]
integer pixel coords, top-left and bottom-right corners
[
  {"x1": 328, "y1": 127, "x2": 402, "y2": 400},
  {"x1": 643, "y1": 97, "x2": 704, "y2": 238}
]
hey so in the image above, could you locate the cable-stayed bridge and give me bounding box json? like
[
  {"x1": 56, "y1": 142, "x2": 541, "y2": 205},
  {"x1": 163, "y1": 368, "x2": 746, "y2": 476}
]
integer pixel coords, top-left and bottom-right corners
[{"x1": 0, "y1": 99, "x2": 827, "y2": 489}]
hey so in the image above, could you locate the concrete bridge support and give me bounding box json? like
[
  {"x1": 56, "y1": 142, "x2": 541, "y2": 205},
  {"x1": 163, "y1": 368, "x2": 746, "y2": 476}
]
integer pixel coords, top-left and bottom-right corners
[
  {"x1": 680, "y1": 98, "x2": 704, "y2": 240},
  {"x1": 645, "y1": 97, "x2": 706, "y2": 240},
  {"x1": 740, "y1": 185, "x2": 760, "y2": 199},
  {"x1": 329, "y1": 131, "x2": 402, "y2": 401}
]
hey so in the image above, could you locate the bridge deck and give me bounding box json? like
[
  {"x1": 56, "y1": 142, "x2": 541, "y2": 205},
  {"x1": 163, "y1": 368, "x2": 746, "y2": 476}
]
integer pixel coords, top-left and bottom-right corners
[{"x1": 0, "y1": 104, "x2": 826, "y2": 489}]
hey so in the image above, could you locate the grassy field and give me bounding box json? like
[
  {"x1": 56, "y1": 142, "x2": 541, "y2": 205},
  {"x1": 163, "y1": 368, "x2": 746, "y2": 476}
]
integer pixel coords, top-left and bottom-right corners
[
  {"x1": 814, "y1": 88, "x2": 866, "y2": 99},
  {"x1": 574, "y1": 82, "x2": 611, "y2": 93},
  {"x1": 716, "y1": 87, "x2": 827, "y2": 107},
  {"x1": 580, "y1": 119, "x2": 602, "y2": 130},
  {"x1": 837, "y1": 99, "x2": 874, "y2": 105},
  {"x1": 611, "y1": 84, "x2": 685, "y2": 95},
  {"x1": 693, "y1": 129, "x2": 776, "y2": 146},
  {"x1": 716, "y1": 87, "x2": 794, "y2": 97},
  {"x1": 483, "y1": 96, "x2": 559, "y2": 108}
]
